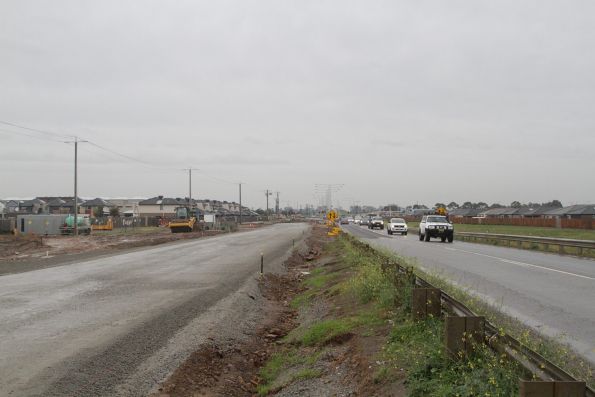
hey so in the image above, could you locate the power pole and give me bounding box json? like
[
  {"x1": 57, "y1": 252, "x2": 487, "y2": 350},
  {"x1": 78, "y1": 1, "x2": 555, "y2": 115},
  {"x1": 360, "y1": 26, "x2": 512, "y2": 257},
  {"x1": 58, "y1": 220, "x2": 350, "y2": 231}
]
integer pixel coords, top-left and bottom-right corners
[
  {"x1": 239, "y1": 182, "x2": 243, "y2": 225},
  {"x1": 265, "y1": 190, "x2": 272, "y2": 217},
  {"x1": 275, "y1": 192, "x2": 280, "y2": 218},
  {"x1": 74, "y1": 138, "x2": 78, "y2": 236},
  {"x1": 183, "y1": 167, "x2": 199, "y2": 209},
  {"x1": 69, "y1": 136, "x2": 87, "y2": 236}
]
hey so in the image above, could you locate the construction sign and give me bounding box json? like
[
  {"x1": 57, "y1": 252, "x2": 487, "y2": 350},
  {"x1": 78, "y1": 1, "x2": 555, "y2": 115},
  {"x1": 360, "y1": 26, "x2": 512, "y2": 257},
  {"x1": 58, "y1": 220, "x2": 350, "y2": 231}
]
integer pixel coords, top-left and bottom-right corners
[{"x1": 327, "y1": 210, "x2": 338, "y2": 221}]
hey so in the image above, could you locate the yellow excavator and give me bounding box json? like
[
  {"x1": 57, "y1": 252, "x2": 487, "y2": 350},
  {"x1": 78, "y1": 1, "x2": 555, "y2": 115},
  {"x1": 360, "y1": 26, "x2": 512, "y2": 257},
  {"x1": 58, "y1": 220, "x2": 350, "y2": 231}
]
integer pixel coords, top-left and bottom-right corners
[{"x1": 169, "y1": 207, "x2": 201, "y2": 233}]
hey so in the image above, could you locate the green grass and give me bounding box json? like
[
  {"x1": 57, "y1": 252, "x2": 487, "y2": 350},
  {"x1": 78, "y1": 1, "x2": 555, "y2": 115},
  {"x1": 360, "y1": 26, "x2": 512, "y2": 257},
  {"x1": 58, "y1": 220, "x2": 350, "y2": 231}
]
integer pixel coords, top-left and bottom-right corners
[
  {"x1": 386, "y1": 318, "x2": 521, "y2": 397},
  {"x1": 337, "y1": 235, "x2": 595, "y2": 391},
  {"x1": 290, "y1": 290, "x2": 316, "y2": 309},
  {"x1": 374, "y1": 246, "x2": 595, "y2": 389},
  {"x1": 304, "y1": 271, "x2": 337, "y2": 289},
  {"x1": 299, "y1": 319, "x2": 354, "y2": 346},
  {"x1": 257, "y1": 349, "x2": 324, "y2": 395},
  {"x1": 451, "y1": 223, "x2": 595, "y2": 240}
]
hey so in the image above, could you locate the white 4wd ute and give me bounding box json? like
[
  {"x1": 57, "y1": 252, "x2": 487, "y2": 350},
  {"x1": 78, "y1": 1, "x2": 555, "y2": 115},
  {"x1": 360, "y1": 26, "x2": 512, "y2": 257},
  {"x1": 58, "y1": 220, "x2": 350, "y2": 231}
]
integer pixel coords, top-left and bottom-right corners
[
  {"x1": 419, "y1": 215, "x2": 454, "y2": 242},
  {"x1": 387, "y1": 218, "x2": 408, "y2": 235}
]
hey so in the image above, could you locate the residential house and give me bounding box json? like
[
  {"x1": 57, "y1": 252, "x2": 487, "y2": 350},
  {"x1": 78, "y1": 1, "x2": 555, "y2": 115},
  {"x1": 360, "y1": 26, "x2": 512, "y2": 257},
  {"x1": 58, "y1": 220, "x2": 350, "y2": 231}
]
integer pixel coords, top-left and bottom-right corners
[
  {"x1": 138, "y1": 196, "x2": 185, "y2": 217},
  {"x1": 82, "y1": 198, "x2": 112, "y2": 216},
  {"x1": 4, "y1": 200, "x2": 20, "y2": 214},
  {"x1": 448, "y1": 208, "x2": 482, "y2": 218},
  {"x1": 479, "y1": 207, "x2": 520, "y2": 218},
  {"x1": 107, "y1": 198, "x2": 143, "y2": 217},
  {"x1": 544, "y1": 205, "x2": 595, "y2": 219},
  {"x1": 19, "y1": 198, "x2": 47, "y2": 214}
]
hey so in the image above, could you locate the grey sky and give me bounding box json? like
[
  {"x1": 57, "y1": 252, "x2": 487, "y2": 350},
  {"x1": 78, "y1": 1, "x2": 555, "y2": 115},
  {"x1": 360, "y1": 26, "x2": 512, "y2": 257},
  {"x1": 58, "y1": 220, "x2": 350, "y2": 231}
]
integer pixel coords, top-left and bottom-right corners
[{"x1": 1, "y1": 0, "x2": 594, "y2": 209}]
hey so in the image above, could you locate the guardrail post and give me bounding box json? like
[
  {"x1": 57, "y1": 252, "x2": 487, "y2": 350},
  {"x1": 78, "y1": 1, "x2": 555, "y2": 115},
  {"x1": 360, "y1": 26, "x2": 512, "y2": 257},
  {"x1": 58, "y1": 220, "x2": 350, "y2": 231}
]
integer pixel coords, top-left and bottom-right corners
[
  {"x1": 445, "y1": 316, "x2": 485, "y2": 359},
  {"x1": 519, "y1": 380, "x2": 585, "y2": 397},
  {"x1": 412, "y1": 288, "x2": 441, "y2": 320}
]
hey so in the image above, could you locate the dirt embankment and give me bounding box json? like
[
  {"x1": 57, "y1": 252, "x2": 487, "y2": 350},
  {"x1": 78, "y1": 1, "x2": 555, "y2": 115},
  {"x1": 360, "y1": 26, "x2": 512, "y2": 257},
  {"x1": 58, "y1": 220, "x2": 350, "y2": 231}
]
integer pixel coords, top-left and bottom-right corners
[
  {"x1": 0, "y1": 223, "x2": 274, "y2": 264},
  {"x1": 0, "y1": 229, "x2": 225, "y2": 261}
]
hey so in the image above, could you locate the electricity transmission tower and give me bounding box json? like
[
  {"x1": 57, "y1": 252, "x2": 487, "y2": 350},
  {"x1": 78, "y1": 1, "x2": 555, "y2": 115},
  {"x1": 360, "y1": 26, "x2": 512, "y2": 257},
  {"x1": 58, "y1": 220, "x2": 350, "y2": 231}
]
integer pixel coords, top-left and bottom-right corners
[{"x1": 314, "y1": 184, "x2": 344, "y2": 212}]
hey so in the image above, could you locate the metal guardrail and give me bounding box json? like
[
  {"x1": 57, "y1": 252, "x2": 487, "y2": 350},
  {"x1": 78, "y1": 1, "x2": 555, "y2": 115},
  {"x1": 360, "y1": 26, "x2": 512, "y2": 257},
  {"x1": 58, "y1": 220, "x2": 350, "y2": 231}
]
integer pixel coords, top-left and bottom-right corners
[
  {"x1": 348, "y1": 236, "x2": 594, "y2": 396},
  {"x1": 456, "y1": 232, "x2": 595, "y2": 255}
]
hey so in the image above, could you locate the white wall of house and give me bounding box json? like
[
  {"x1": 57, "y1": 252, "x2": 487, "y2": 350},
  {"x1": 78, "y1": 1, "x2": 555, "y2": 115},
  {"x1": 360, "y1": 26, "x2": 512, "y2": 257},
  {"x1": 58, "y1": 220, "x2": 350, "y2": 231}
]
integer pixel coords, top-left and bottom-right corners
[{"x1": 138, "y1": 204, "x2": 178, "y2": 216}]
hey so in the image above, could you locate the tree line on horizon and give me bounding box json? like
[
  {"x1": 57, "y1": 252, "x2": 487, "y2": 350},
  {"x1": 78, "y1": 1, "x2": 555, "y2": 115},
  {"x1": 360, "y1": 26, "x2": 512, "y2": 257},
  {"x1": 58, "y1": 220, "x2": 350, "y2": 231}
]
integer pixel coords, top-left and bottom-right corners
[{"x1": 373, "y1": 200, "x2": 564, "y2": 213}]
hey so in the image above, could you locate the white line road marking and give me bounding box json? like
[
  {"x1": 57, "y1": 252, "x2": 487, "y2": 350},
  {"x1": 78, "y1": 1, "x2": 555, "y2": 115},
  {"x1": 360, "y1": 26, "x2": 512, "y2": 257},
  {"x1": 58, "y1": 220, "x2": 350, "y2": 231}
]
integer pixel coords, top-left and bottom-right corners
[{"x1": 444, "y1": 246, "x2": 594, "y2": 281}]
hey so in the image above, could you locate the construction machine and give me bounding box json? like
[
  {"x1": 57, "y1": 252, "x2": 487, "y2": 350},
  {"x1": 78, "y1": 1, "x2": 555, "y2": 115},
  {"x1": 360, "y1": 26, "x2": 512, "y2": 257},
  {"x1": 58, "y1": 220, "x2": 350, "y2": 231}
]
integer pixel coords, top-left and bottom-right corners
[{"x1": 168, "y1": 207, "x2": 201, "y2": 233}]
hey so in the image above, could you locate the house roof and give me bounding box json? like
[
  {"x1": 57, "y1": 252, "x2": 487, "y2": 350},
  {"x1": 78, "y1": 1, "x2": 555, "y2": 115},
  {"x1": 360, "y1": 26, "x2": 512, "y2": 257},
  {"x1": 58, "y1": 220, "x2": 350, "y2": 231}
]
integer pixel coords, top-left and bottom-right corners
[
  {"x1": 61, "y1": 198, "x2": 86, "y2": 207},
  {"x1": 47, "y1": 198, "x2": 66, "y2": 206},
  {"x1": 84, "y1": 198, "x2": 112, "y2": 207},
  {"x1": 447, "y1": 208, "x2": 485, "y2": 217},
  {"x1": 20, "y1": 198, "x2": 47, "y2": 207},
  {"x1": 487, "y1": 207, "x2": 520, "y2": 216},
  {"x1": 139, "y1": 196, "x2": 197, "y2": 206},
  {"x1": 564, "y1": 204, "x2": 595, "y2": 216}
]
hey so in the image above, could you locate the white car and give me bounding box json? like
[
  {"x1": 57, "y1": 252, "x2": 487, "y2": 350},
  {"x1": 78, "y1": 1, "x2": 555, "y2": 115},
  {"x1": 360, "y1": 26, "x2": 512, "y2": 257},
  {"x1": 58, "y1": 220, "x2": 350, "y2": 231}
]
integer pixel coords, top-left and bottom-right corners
[{"x1": 387, "y1": 218, "x2": 408, "y2": 235}]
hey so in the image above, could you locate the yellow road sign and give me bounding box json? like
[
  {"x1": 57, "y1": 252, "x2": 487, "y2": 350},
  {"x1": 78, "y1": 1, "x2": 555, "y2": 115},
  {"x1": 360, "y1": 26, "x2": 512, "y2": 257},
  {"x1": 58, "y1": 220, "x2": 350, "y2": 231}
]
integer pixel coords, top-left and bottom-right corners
[{"x1": 327, "y1": 210, "x2": 337, "y2": 221}]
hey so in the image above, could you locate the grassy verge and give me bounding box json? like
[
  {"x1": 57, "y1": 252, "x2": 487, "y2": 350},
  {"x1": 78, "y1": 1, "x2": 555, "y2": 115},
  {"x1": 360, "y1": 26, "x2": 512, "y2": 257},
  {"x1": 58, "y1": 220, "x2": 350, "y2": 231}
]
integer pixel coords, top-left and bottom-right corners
[
  {"x1": 455, "y1": 233, "x2": 594, "y2": 257},
  {"x1": 339, "y1": 235, "x2": 527, "y2": 395},
  {"x1": 373, "y1": 245, "x2": 595, "y2": 389},
  {"x1": 259, "y1": 233, "x2": 554, "y2": 395},
  {"x1": 451, "y1": 223, "x2": 595, "y2": 240}
]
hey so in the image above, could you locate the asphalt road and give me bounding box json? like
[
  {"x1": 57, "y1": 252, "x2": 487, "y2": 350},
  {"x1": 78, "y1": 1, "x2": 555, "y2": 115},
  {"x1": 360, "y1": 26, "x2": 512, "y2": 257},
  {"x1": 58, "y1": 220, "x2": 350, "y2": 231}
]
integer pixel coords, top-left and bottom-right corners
[
  {"x1": 343, "y1": 224, "x2": 595, "y2": 364},
  {"x1": 0, "y1": 223, "x2": 308, "y2": 396}
]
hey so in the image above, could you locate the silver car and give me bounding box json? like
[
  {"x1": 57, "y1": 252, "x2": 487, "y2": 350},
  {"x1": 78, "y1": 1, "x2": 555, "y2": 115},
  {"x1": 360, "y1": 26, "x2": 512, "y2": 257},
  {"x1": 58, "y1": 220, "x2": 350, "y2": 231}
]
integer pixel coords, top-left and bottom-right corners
[{"x1": 387, "y1": 218, "x2": 408, "y2": 235}]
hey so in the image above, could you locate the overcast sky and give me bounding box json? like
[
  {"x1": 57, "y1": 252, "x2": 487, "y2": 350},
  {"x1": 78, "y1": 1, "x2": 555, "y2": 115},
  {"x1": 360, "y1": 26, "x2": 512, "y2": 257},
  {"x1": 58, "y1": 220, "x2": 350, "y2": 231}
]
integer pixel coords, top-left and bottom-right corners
[{"x1": 1, "y1": 0, "x2": 594, "y2": 209}]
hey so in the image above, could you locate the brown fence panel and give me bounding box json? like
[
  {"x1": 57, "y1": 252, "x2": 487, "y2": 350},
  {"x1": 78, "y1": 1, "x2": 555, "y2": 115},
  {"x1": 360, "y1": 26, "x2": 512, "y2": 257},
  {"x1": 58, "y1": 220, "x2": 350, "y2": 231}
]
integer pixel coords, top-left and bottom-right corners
[{"x1": 449, "y1": 217, "x2": 595, "y2": 229}]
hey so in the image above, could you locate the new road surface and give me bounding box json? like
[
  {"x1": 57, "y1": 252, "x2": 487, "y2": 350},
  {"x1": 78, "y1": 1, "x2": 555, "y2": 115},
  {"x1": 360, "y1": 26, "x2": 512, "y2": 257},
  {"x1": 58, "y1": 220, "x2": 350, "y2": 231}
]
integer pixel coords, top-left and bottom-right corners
[
  {"x1": 343, "y1": 224, "x2": 595, "y2": 365},
  {"x1": 0, "y1": 223, "x2": 308, "y2": 397}
]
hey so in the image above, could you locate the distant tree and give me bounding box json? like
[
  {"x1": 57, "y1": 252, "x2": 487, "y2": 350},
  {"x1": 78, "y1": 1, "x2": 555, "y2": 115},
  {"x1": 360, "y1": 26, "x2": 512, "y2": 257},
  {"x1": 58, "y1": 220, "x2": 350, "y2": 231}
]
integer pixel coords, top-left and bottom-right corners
[
  {"x1": 542, "y1": 200, "x2": 563, "y2": 208},
  {"x1": 255, "y1": 208, "x2": 265, "y2": 215},
  {"x1": 413, "y1": 204, "x2": 428, "y2": 209},
  {"x1": 476, "y1": 202, "x2": 489, "y2": 209},
  {"x1": 447, "y1": 202, "x2": 459, "y2": 209},
  {"x1": 434, "y1": 203, "x2": 446, "y2": 209},
  {"x1": 461, "y1": 201, "x2": 474, "y2": 209},
  {"x1": 527, "y1": 202, "x2": 541, "y2": 208},
  {"x1": 93, "y1": 207, "x2": 103, "y2": 218},
  {"x1": 490, "y1": 203, "x2": 503, "y2": 208},
  {"x1": 109, "y1": 207, "x2": 120, "y2": 217},
  {"x1": 384, "y1": 204, "x2": 400, "y2": 211},
  {"x1": 510, "y1": 201, "x2": 522, "y2": 208}
]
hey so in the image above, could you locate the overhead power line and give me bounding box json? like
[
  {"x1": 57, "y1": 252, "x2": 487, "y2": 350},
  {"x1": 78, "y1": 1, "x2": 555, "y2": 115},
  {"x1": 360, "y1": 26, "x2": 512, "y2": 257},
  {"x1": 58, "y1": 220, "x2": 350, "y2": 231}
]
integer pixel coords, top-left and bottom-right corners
[
  {"x1": 0, "y1": 127, "x2": 66, "y2": 143},
  {"x1": 0, "y1": 120, "x2": 72, "y2": 139},
  {"x1": 1, "y1": 119, "x2": 277, "y2": 200}
]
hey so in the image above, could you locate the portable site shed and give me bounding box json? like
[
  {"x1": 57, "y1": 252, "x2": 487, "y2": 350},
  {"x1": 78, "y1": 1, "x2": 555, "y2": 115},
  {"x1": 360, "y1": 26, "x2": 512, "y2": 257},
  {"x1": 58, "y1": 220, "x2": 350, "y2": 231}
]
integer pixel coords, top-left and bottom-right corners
[{"x1": 16, "y1": 214, "x2": 68, "y2": 235}]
